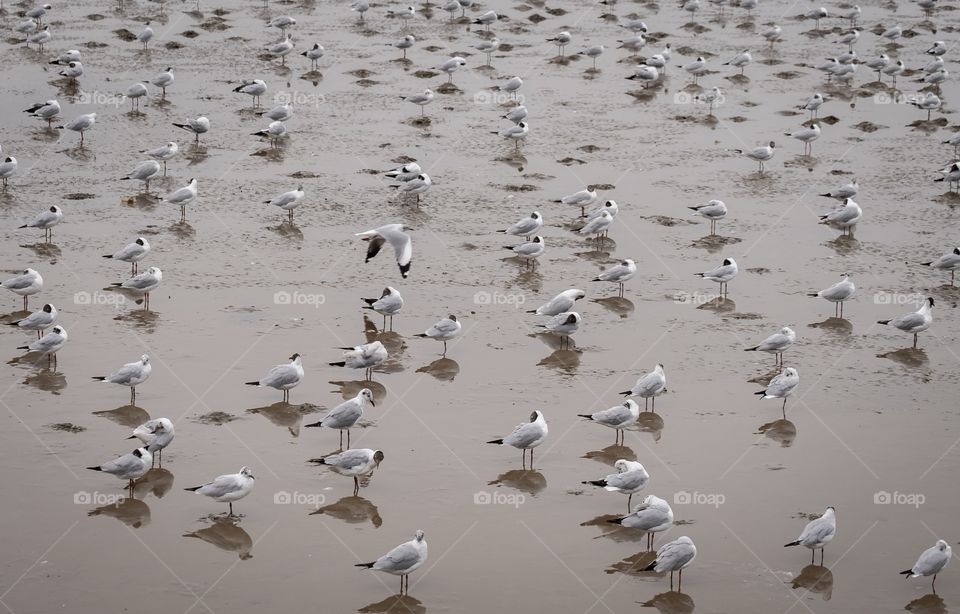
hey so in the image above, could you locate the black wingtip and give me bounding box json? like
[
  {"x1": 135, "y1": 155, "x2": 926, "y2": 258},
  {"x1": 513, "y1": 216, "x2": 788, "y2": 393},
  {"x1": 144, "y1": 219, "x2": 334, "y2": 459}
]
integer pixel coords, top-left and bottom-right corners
[
  {"x1": 16, "y1": 345, "x2": 28, "y2": 350},
  {"x1": 784, "y1": 541, "x2": 800, "y2": 547},
  {"x1": 584, "y1": 479, "x2": 606, "y2": 487},
  {"x1": 87, "y1": 466, "x2": 102, "y2": 471},
  {"x1": 304, "y1": 421, "x2": 322, "y2": 428},
  {"x1": 184, "y1": 486, "x2": 201, "y2": 492},
  {"x1": 606, "y1": 517, "x2": 625, "y2": 525},
  {"x1": 126, "y1": 435, "x2": 137, "y2": 440},
  {"x1": 355, "y1": 562, "x2": 375, "y2": 569},
  {"x1": 744, "y1": 346, "x2": 758, "y2": 351},
  {"x1": 244, "y1": 381, "x2": 259, "y2": 386},
  {"x1": 642, "y1": 561, "x2": 658, "y2": 571},
  {"x1": 329, "y1": 361, "x2": 346, "y2": 367},
  {"x1": 414, "y1": 333, "x2": 428, "y2": 338},
  {"x1": 754, "y1": 390, "x2": 765, "y2": 397},
  {"x1": 307, "y1": 458, "x2": 328, "y2": 465},
  {"x1": 577, "y1": 414, "x2": 594, "y2": 420},
  {"x1": 878, "y1": 319, "x2": 891, "y2": 325},
  {"x1": 900, "y1": 569, "x2": 912, "y2": 576},
  {"x1": 91, "y1": 376, "x2": 107, "y2": 381},
  {"x1": 102, "y1": 254, "x2": 113, "y2": 259},
  {"x1": 486, "y1": 438, "x2": 504, "y2": 445},
  {"x1": 806, "y1": 292, "x2": 819, "y2": 297}
]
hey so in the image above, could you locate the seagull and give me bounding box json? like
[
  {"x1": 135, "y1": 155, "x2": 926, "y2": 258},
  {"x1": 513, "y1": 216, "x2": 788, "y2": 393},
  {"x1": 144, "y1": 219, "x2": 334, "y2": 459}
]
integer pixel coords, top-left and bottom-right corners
[
  {"x1": 500, "y1": 211, "x2": 543, "y2": 240},
  {"x1": 696, "y1": 257, "x2": 738, "y2": 295},
  {"x1": 834, "y1": 28, "x2": 860, "y2": 50},
  {"x1": 350, "y1": 0, "x2": 370, "y2": 19},
  {"x1": 92, "y1": 354, "x2": 152, "y2": 404},
  {"x1": 582, "y1": 459, "x2": 648, "y2": 510},
  {"x1": 305, "y1": 389, "x2": 374, "y2": 448},
  {"x1": 800, "y1": 93, "x2": 826, "y2": 118},
  {"x1": 148, "y1": 67, "x2": 174, "y2": 98},
  {"x1": 505, "y1": 236, "x2": 545, "y2": 269},
  {"x1": 124, "y1": 83, "x2": 148, "y2": 111},
  {"x1": 251, "y1": 120, "x2": 287, "y2": 148},
  {"x1": 355, "y1": 530, "x2": 427, "y2": 595},
  {"x1": 620, "y1": 364, "x2": 666, "y2": 410},
  {"x1": 87, "y1": 448, "x2": 152, "y2": 491},
  {"x1": 137, "y1": 22, "x2": 153, "y2": 48},
  {"x1": 120, "y1": 160, "x2": 161, "y2": 193},
  {"x1": 163, "y1": 178, "x2": 198, "y2": 221},
  {"x1": 266, "y1": 15, "x2": 297, "y2": 32},
  {"x1": 384, "y1": 162, "x2": 421, "y2": 181},
  {"x1": 172, "y1": 116, "x2": 210, "y2": 144},
  {"x1": 265, "y1": 185, "x2": 304, "y2": 222},
  {"x1": 900, "y1": 540, "x2": 951, "y2": 591},
  {"x1": 362, "y1": 287, "x2": 404, "y2": 330},
  {"x1": 926, "y1": 41, "x2": 947, "y2": 56},
  {"x1": 48, "y1": 49, "x2": 81, "y2": 65},
  {"x1": 819, "y1": 198, "x2": 861, "y2": 235},
  {"x1": 681, "y1": 56, "x2": 707, "y2": 83},
  {"x1": 441, "y1": 0, "x2": 461, "y2": 20},
  {"x1": 528, "y1": 289, "x2": 585, "y2": 316},
  {"x1": 487, "y1": 410, "x2": 548, "y2": 468},
  {"x1": 805, "y1": 6, "x2": 828, "y2": 29},
  {"x1": 301, "y1": 43, "x2": 325, "y2": 69},
  {"x1": 2, "y1": 269, "x2": 43, "y2": 310},
  {"x1": 755, "y1": 367, "x2": 800, "y2": 417},
  {"x1": 387, "y1": 5, "x2": 416, "y2": 27},
  {"x1": 553, "y1": 187, "x2": 598, "y2": 217},
  {"x1": 16, "y1": 324, "x2": 67, "y2": 367},
  {"x1": 7, "y1": 303, "x2": 57, "y2": 339},
  {"x1": 688, "y1": 199, "x2": 727, "y2": 234},
  {"x1": 910, "y1": 92, "x2": 941, "y2": 121},
  {"x1": 24, "y1": 99, "x2": 60, "y2": 127},
  {"x1": 592, "y1": 260, "x2": 636, "y2": 297},
  {"x1": 537, "y1": 312, "x2": 581, "y2": 349},
  {"x1": 547, "y1": 31, "x2": 571, "y2": 56},
  {"x1": 329, "y1": 341, "x2": 388, "y2": 380},
  {"x1": 19, "y1": 205, "x2": 62, "y2": 241},
  {"x1": 401, "y1": 89, "x2": 434, "y2": 117},
  {"x1": 0, "y1": 156, "x2": 16, "y2": 188},
  {"x1": 808, "y1": 274, "x2": 855, "y2": 317},
  {"x1": 26, "y1": 4, "x2": 53, "y2": 24},
  {"x1": 617, "y1": 33, "x2": 645, "y2": 54},
  {"x1": 245, "y1": 354, "x2": 303, "y2": 402},
  {"x1": 819, "y1": 179, "x2": 857, "y2": 200},
  {"x1": 389, "y1": 35, "x2": 415, "y2": 60},
  {"x1": 185, "y1": 467, "x2": 255, "y2": 516},
  {"x1": 587, "y1": 200, "x2": 619, "y2": 223},
  {"x1": 608, "y1": 495, "x2": 674, "y2": 550},
  {"x1": 415, "y1": 315, "x2": 462, "y2": 356},
  {"x1": 27, "y1": 26, "x2": 51, "y2": 52},
  {"x1": 575, "y1": 210, "x2": 613, "y2": 241},
  {"x1": 234, "y1": 79, "x2": 268, "y2": 107},
  {"x1": 472, "y1": 9, "x2": 497, "y2": 30},
  {"x1": 129, "y1": 417, "x2": 175, "y2": 466},
  {"x1": 579, "y1": 45, "x2": 605, "y2": 69},
  {"x1": 473, "y1": 38, "x2": 500, "y2": 64},
  {"x1": 311, "y1": 449, "x2": 384, "y2": 496},
  {"x1": 785, "y1": 123, "x2": 820, "y2": 156},
  {"x1": 734, "y1": 141, "x2": 775, "y2": 172},
  {"x1": 258, "y1": 103, "x2": 294, "y2": 122},
  {"x1": 433, "y1": 57, "x2": 467, "y2": 83},
  {"x1": 762, "y1": 24, "x2": 783, "y2": 45},
  {"x1": 356, "y1": 224, "x2": 413, "y2": 278},
  {"x1": 724, "y1": 49, "x2": 752, "y2": 74},
  {"x1": 496, "y1": 122, "x2": 528, "y2": 150},
  {"x1": 864, "y1": 54, "x2": 890, "y2": 80},
  {"x1": 112, "y1": 267, "x2": 162, "y2": 311},
  {"x1": 579, "y1": 402, "x2": 640, "y2": 445},
  {"x1": 878, "y1": 297, "x2": 934, "y2": 348},
  {"x1": 390, "y1": 173, "x2": 432, "y2": 205},
  {"x1": 643, "y1": 536, "x2": 697, "y2": 590},
  {"x1": 844, "y1": 5, "x2": 861, "y2": 24},
  {"x1": 264, "y1": 34, "x2": 294, "y2": 65},
  {"x1": 922, "y1": 248, "x2": 960, "y2": 285},
  {"x1": 744, "y1": 326, "x2": 796, "y2": 366},
  {"x1": 627, "y1": 65, "x2": 659, "y2": 87},
  {"x1": 936, "y1": 162, "x2": 960, "y2": 190},
  {"x1": 59, "y1": 112, "x2": 96, "y2": 146},
  {"x1": 785, "y1": 506, "x2": 836, "y2": 564},
  {"x1": 880, "y1": 22, "x2": 902, "y2": 42},
  {"x1": 142, "y1": 142, "x2": 178, "y2": 175}
]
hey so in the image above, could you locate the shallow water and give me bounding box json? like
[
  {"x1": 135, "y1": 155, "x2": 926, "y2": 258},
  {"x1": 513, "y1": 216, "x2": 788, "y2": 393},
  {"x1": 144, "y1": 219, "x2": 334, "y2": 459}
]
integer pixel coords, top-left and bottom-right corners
[{"x1": 1, "y1": 0, "x2": 959, "y2": 612}]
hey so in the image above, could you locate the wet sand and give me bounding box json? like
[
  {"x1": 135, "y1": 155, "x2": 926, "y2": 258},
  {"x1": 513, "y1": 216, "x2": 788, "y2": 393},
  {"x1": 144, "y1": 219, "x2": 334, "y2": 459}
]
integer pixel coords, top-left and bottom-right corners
[{"x1": 1, "y1": 0, "x2": 959, "y2": 612}]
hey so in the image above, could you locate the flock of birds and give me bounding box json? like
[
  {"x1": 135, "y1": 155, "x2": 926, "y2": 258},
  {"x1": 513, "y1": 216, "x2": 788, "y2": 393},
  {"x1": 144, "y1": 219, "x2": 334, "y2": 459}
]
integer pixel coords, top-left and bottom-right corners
[{"x1": 2, "y1": 0, "x2": 959, "y2": 605}]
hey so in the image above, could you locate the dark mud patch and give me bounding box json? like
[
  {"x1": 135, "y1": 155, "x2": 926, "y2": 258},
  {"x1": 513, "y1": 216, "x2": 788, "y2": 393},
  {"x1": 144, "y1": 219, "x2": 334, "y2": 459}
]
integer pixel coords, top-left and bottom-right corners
[
  {"x1": 578, "y1": 144, "x2": 608, "y2": 153},
  {"x1": 642, "y1": 215, "x2": 695, "y2": 227},
  {"x1": 64, "y1": 192, "x2": 96, "y2": 200},
  {"x1": 193, "y1": 411, "x2": 238, "y2": 426},
  {"x1": 854, "y1": 121, "x2": 884, "y2": 133},
  {"x1": 48, "y1": 422, "x2": 86, "y2": 433},
  {"x1": 113, "y1": 28, "x2": 137, "y2": 41},
  {"x1": 692, "y1": 235, "x2": 742, "y2": 249},
  {"x1": 774, "y1": 71, "x2": 803, "y2": 80},
  {"x1": 747, "y1": 267, "x2": 771, "y2": 274},
  {"x1": 164, "y1": 41, "x2": 184, "y2": 50},
  {"x1": 348, "y1": 69, "x2": 375, "y2": 78},
  {"x1": 290, "y1": 171, "x2": 320, "y2": 179},
  {"x1": 500, "y1": 183, "x2": 539, "y2": 192},
  {"x1": 181, "y1": 30, "x2": 200, "y2": 39}
]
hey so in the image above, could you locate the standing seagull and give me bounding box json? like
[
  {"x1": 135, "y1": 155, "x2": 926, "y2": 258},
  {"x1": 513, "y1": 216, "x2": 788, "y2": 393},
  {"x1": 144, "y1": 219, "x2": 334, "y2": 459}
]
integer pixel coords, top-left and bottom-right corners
[
  {"x1": 304, "y1": 389, "x2": 375, "y2": 449},
  {"x1": 900, "y1": 540, "x2": 951, "y2": 592},
  {"x1": 311, "y1": 448, "x2": 384, "y2": 496},
  {"x1": 505, "y1": 236, "x2": 545, "y2": 269},
  {"x1": 17, "y1": 325, "x2": 67, "y2": 367},
  {"x1": 578, "y1": 401, "x2": 641, "y2": 445},
  {"x1": 163, "y1": 178, "x2": 198, "y2": 221},
  {"x1": 755, "y1": 367, "x2": 800, "y2": 418},
  {"x1": 785, "y1": 506, "x2": 836, "y2": 564},
  {"x1": 922, "y1": 248, "x2": 960, "y2": 285},
  {"x1": 0, "y1": 156, "x2": 16, "y2": 188},
  {"x1": 415, "y1": 315, "x2": 462, "y2": 356},
  {"x1": 2, "y1": 269, "x2": 43, "y2": 310},
  {"x1": 608, "y1": 495, "x2": 674, "y2": 550},
  {"x1": 142, "y1": 142, "x2": 178, "y2": 175},
  {"x1": 582, "y1": 459, "x2": 649, "y2": 511},
  {"x1": 487, "y1": 410, "x2": 548, "y2": 468},
  {"x1": 329, "y1": 341, "x2": 388, "y2": 380},
  {"x1": 643, "y1": 536, "x2": 697, "y2": 590},
  {"x1": 103, "y1": 237, "x2": 150, "y2": 275},
  {"x1": 8, "y1": 303, "x2": 57, "y2": 339},
  {"x1": 356, "y1": 224, "x2": 413, "y2": 278},
  {"x1": 734, "y1": 141, "x2": 775, "y2": 172},
  {"x1": 819, "y1": 198, "x2": 862, "y2": 235},
  {"x1": 265, "y1": 185, "x2": 304, "y2": 222},
  {"x1": 112, "y1": 267, "x2": 162, "y2": 310},
  {"x1": 234, "y1": 79, "x2": 268, "y2": 107},
  {"x1": 172, "y1": 116, "x2": 210, "y2": 144},
  {"x1": 528, "y1": 289, "x2": 585, "y2": 316},
  {"x1": 87, "y1": 448, "x2": 152, "y2": 492},
  {"x1": 355, "y1": 530, "x2": 428, "y2": 595},
  {"x1": 120, "y1": 160, "x2": 161, "y2": 193},
  {"x1": 500, "y1": 211, "x2": 543, "y2": 240},
  {"x1": 185, "y1": 467, "x2": 255, "y2": 516},
  {"x1": 19, "y1": 205, "x2": 62, "y2": 241},
  {"x1": 537, "y1": 312, "x2": 581, "y2": 349},
  {"x1": 621, "y1": 364, "x2": 666, "y2": 410},
  {"x1": 129, "y1": 417, "x2": 175, "y2": 467},
  {"x1": 744, "y1": 326, "x2": 796, "y2": 367},
  {"x1": 244, "y1": 354, "x2": 303, "y2": 402},
  {"x1": 137, "y1": 22, "x2": 153, "y2": 49},
  {"x1": 592, "y1": 259, "x2": 637, "y2": 297},
  {"x1": 401, "y1": 89, "x2": 434, "y2": 117},
  {"x1": 553, "y1": 187, "x2": 598, "y2": 217},
  {"x1": 696, "y1": 258, "x2": 738, "y2": 295},
  {"x1": 688, "y1": 200, "x2": 727, "y2": 235},
  {"x1": 362, "y1": 287, "x2": 404, "y2": 331},
  {"x1": 808, "y1": 274, "x2": 855, "y2": 317},
  {"x1": 148, "y1": 67, "x2": 174, "y2": 98},
  {"x1": 92, "y1": 354, "x2": 152, "y2": 404},
  {"x1": 878, "y1": 298, "x2": 933, "y2": 349}
]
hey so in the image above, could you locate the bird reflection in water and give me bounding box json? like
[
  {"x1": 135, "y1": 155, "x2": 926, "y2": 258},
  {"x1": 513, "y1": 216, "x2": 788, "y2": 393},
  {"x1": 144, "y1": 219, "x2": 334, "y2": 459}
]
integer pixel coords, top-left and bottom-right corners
[
  {"x1": 583, "y1": 444, "x2": 637, "y2": 467},
  {"x1": 247, "y1": 401, "x2": 316, "y2": 437},
  {"x1": 639, "y1": 591, "x2": 696, "y2": 614},
  {"x1": 696, "y1": 296, "x2": 736, "y2": 313},
  {"x1": 582, "y1": 514, "x2": 649, "y2": 544},
  {"x1": 358, "y1": 594, "x2": 426, "y2": 614},
  {"x1": 757, "y1": 419, "x2": 797, "y2": 447},
  {"x1": 132, "y1": 467, "x2": 175, "y2": 499},
  {"x1": 488, "y1": 469, "x2": 546, "y2": 496},
  {"x1": 331, "y1": 379, "x2": 387, "y2": 403},
  {"x1": 636, "y1": 412, "x2": 665, "y2": 443},
  {"x1": 604, "y1": 549, "x2": 657, "y2": 576},
  {"x1": 88, "y1": 496, "x2": 151, "y2": 529},
  {"x1": 415, "y1": 357, "x2": 460, "y2": 382},
  {"x1": 791, "y1": 564, "x2": 833, "y2": 600},
  {"x1": 905, "y1": 593, "x2": 947, "y2": 614},
  {"x1": 93, "y1": 404, "x2": 151, "y2": 428},
  {"x1": 877, "y1": 348, "x2": 929, "y2": 368},
  {"x1": 183, "y1": 517, "x2": 254, "y2": 560},
  {"x1": 310, "y1": 495, "x2": 382, "y2": 528},
  {"x1": 22, "y1": 368, "x2": 67, "y2": 394},
  {"x1": 591, "y1": 296, "x2": 635, "y2": 319},
  {"x1": 808, "y1": 317, "x2": 853, "y2": 335}
]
